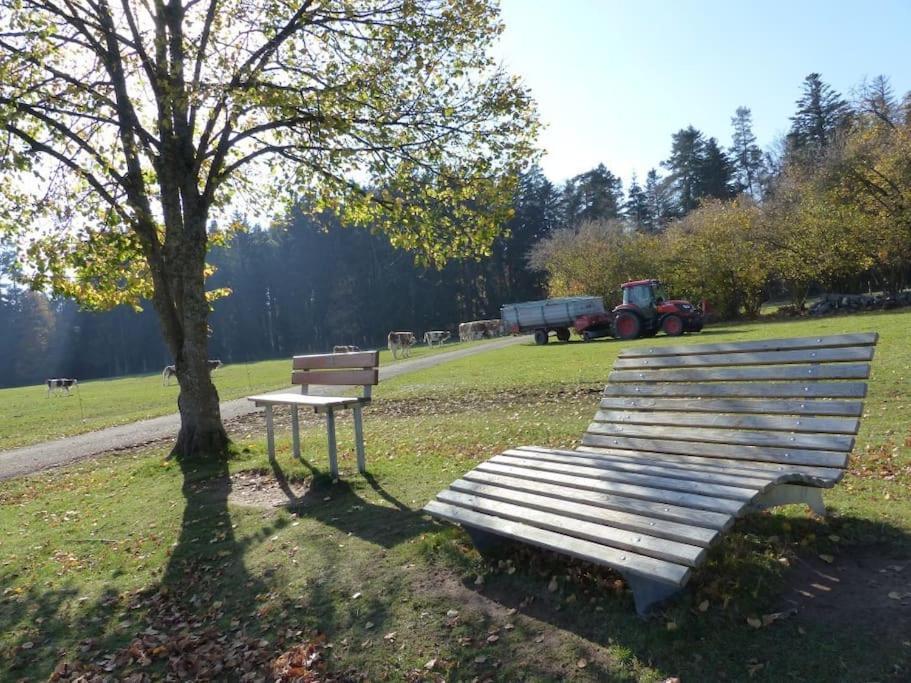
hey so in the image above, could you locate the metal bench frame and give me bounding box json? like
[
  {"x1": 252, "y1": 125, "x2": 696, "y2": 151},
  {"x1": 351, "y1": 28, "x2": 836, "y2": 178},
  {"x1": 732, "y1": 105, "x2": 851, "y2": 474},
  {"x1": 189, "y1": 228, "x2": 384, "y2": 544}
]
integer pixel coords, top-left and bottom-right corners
[
  {"x1": 248, "y1": 350, "x2": 379, "y2": 477},
  {"x1": 424, "y1": 333, "x2": 878, "y2": 614}
]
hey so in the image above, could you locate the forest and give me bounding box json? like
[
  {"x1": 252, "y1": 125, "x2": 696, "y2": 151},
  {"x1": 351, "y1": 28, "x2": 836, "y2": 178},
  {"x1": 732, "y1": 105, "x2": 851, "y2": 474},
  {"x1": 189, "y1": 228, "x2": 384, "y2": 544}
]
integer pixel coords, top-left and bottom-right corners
[{"x1": 1, "y1": 72, "x2": 909, "y2": 388}]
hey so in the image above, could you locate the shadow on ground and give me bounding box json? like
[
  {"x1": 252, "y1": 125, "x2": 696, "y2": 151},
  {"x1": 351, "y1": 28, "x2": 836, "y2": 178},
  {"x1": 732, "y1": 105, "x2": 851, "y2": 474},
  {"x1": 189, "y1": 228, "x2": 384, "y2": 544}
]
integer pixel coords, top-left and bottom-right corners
[{"x1": 425, "y1": 511, "x2": 911, "y2": 681}]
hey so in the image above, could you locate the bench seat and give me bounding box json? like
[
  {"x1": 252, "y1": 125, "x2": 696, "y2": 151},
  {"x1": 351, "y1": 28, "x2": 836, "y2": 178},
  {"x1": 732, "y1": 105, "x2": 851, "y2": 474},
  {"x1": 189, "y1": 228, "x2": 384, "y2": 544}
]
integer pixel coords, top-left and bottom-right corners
[
  {"x1": 247, "y1": 393, "x2": 364, "y2": 412},
  {"x1": 424, "y1": 332, "x2": 878, "y2": 614}
]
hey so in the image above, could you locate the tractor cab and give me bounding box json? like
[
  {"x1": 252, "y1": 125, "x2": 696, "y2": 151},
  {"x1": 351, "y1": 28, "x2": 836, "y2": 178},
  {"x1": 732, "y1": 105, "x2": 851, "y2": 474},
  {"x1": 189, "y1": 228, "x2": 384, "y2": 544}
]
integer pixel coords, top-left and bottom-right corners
[
  {"x1": 612, "y1": 278, "x2": 703, "y2": 340},
  {"x1": 621, "y1": 279, "x2": 665, "y2": 309}
]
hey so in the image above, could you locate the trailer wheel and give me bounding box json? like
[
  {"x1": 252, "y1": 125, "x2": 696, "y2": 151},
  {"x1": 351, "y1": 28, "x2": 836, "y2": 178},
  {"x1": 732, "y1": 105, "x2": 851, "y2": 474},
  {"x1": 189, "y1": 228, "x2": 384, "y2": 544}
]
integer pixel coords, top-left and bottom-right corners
[
  {"x1": 556, "y1": 328, "x2": 571, "y2": 342},
  {"x1": 662, "y1": 314, "x2": 684, "y2": 337},
  {"x1": 614, "y1": 312, "x2": 641, "y2": 340},
  {"x1": 582, "y1": 330, "x2": 593, "y2": 342},
  {"x1": 534, "y1": 329, "x2": 549, "y2": 345}
]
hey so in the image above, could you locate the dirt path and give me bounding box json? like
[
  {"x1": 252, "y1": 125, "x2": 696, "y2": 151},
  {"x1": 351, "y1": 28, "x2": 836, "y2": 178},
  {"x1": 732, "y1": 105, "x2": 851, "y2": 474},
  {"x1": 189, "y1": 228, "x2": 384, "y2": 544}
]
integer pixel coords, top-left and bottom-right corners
[{"x1": 0, "y1": 336, "x2": 529, "y2": 481}]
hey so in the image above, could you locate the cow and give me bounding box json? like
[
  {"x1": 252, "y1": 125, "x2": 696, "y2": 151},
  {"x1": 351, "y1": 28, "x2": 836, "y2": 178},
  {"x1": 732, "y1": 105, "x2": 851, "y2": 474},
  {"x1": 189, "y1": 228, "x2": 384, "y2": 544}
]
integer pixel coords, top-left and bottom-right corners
[
  {"x1": 458, "y1": 322, "x2": 471, "y2": 342},
  {"x1": 46, "y1": 378, "x2": 77, "y2": 396},
  {"x1": 387, "y1": 331, "x2": 416, "y2": 359},
  {"x1": 333, "y1": 345, "x2": 361, "y2": 353},
  {"x1": 459, "y1": 319, "x2": 503, "y2": 342},
  {"x1": 423, "y1": 330, "x2": 450, "y2": 347},
  {"x1": 162, "y1": 359, "x2": 223, "y2": 386}
]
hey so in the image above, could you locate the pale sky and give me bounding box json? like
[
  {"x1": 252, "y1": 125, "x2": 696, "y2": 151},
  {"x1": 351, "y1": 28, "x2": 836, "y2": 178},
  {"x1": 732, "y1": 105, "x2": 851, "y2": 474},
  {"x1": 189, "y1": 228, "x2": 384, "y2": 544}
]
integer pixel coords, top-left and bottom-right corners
[{"x1": 494, "y1": 0, "x2": 911, "y2": 185}]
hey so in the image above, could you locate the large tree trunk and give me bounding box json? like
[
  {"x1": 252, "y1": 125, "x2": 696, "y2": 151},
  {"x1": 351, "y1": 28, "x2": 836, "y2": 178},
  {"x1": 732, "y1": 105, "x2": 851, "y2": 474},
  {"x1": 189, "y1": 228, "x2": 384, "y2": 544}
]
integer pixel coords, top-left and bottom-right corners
[{"x1": 147, "y1": 213, "x2": 230, "y2": 460}]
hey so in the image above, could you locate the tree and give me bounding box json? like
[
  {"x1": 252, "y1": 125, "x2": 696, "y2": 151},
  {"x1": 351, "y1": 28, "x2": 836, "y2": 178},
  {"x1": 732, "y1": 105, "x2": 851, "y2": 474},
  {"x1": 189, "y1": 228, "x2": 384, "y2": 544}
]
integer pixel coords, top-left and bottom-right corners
[
  {"x1": 730, "y1": 106, "x2": 764, "y2": 198},
  {"x1": 561, "y1": 164, "x2": 624, "y2": 225},
  {"x1": 698, "y1": 137, "x2": 737, "y2": 200},
  {"x1": 663, "y1": 126, "x2": 706, "y2": 215},
  {"x1": 856, "y1": 75, "x2": 898, "y2": 127},
  {"x1": 624, "y1": 173, "x2": 652, "y2": 232},
  {"x1": 787, "y1": 72, "x2": 851, "y2": 158},
  {"x1": 0, "y1": 0, "x2": 537, "y2": 458},
  {"x1": 643, "y1": 168, "x2": 671, "y2": 231}
]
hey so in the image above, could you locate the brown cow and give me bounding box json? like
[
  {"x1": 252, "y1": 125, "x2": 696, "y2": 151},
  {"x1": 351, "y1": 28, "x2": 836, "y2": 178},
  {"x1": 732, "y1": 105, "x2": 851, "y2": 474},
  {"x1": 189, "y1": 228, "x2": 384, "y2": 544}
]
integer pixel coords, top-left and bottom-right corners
[{"x1": 387, "y1": 331, "x2": 416, "y2": 359}]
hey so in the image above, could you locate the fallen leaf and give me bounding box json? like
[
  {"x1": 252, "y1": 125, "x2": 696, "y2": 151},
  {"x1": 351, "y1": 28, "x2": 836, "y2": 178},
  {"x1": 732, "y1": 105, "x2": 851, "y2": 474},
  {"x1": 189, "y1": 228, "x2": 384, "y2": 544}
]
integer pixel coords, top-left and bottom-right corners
[
  {"x1": 818, "y1": 554, "x2": 834, "y2": 564},
  {"x1": 424, "y1": 658, "x2": 438, "y2": 670},
  {"x1": 383, "y1": 631, "x2": 396, "y2": 641},
  {"x1": 698, "y1": 599, "x2": 709, "y2": 612},
  {"x1": 747, "y1": 617, "x2": 762, "y2": 629},
  {"x1": 364, "y1": 622, "x2": 374, "y2": 630},
  {"x1": 576, "y1": 658, "x2": 588, "y2": 669},
  {"x1": 666, "y1": 621, "x2": 678, "y2": 631},
  {"x1": 446, "y1": 609, "x2": 459, "y2": 618},
  {"x1": 486, "y1": 634, "x2": 499, "y2": 644},
  {"x1": 21, "y1": 642, "x2": 34, "y2": 650},
  {"x1": 474, "y1": 655, "x2": 487, "y2": 664},
  {"x1": 351, "y1": 592, "x2": 362, "y2": 600}
]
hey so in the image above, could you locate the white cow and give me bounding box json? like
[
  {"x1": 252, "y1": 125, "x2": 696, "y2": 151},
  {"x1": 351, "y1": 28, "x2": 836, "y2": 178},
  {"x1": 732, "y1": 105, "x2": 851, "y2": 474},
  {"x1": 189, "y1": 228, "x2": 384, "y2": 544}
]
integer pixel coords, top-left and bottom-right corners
[
  {"x1": 162, "y1": 359, "x2": 223, "y2": 386},
  {"x1": 387, "y1": 331, "x2": 416, "y2": 359},
  {"x1": 333, "y1": 345, "x2": 361, "y2": 353},
  {"x1": 423, "y1": 330, "x2": 451, "y2": 347}
]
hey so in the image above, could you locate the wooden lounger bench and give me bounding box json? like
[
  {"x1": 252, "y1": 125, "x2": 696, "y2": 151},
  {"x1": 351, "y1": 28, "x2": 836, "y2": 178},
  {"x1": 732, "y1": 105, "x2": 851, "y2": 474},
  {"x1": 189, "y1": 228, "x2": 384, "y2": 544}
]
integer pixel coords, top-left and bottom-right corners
[
  {"x1": 247, "y1": 350, "x2": 379, "y2": 478},
  {"x1": 424, "y1": 333, "x2": 878, "y2": 614}
]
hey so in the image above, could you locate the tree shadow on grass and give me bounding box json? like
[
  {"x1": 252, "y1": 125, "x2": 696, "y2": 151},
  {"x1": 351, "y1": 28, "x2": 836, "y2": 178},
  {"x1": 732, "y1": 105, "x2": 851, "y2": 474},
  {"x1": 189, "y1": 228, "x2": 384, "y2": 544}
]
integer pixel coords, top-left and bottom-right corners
[{"x1": 441, "y1": 511, "x2": 911, "y2": 681}]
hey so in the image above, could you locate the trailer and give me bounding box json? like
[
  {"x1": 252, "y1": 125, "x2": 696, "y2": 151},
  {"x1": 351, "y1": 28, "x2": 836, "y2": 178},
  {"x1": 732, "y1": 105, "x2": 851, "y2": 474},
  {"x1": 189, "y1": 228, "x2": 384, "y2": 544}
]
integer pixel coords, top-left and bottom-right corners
[{"x1": 500, "y1": 296, "x2": 612, "y2": 345}]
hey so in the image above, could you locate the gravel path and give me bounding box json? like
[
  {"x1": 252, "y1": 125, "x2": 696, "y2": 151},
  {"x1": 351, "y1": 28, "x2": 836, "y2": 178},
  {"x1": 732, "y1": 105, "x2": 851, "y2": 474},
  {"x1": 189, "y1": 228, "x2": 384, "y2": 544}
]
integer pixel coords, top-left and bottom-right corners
[{"x1": 0, "y1": 336, "x2": 529, "y2": 481}]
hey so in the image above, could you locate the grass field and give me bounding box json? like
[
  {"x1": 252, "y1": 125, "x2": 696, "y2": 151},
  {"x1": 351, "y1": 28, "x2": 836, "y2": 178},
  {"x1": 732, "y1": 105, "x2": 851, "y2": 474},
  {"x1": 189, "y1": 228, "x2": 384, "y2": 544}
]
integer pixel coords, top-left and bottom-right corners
[
  {"x1": 1, "y1": 310, "x2": 909, "y2": 681},
  {"x1": 0, "y1": 339, "x2": 488, "y2": 451}
]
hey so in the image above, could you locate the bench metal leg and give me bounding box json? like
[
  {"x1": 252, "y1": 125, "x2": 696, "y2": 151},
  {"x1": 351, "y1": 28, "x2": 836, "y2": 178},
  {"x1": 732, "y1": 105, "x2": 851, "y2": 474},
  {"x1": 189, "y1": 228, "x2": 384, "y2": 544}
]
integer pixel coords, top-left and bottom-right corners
[
  {"x1": 264, "y1": 405, "x2": 275, "y2": 461},
  {"x1": 290, "y1": 405, "x2": 300, "y2": 459},
  {"x1": 623, "y1": 573, "x2": 684, "y2": 616},
  {"x1": 326, "y1": 408, "x2": 338, "y2": 479},
  {"x1": 353, "y1": 405, "x2": 366, "y2": 473},
  {"x1": 750, "y1": 484, "x2": 827, "y2": 516}
]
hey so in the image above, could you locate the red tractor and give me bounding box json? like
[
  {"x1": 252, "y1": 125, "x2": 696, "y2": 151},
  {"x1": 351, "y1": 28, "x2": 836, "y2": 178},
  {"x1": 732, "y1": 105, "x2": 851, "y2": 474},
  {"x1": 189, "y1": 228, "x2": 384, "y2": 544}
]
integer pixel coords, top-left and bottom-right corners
[{"x1": 611, "y1": 279, "x2": 703, "y2": 340}]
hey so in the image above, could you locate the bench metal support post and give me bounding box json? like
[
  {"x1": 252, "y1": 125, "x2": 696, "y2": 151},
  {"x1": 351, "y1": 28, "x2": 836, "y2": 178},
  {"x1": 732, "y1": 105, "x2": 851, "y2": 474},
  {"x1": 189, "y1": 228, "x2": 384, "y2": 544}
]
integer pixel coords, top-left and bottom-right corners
[
  {"x1": 353, "y1": 405, "x2": 366, "y2": 473},
  {"x1": 264, "y1": 405, "x2": 275, "y2": 461},
  {"x1": 290, "y1": 405, "x2": 300, "y2": 459},
  {"x1": 749, "y1": 484, "x2": 826, "y2": 516},
  {"x1": 623, "y1": 573, "x2": 684, "y2": 616},
  {"x1": 326, "y1": 407, "x2": 338, "y2": 478}
]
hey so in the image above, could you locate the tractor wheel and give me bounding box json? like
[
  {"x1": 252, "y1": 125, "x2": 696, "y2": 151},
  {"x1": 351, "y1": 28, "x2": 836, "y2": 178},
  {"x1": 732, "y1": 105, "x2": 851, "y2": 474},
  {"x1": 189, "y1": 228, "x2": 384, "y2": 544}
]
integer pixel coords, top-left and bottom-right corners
[
  {"x1": 613, "y1": 312, "x2": 641, "y2": 340},
  {"x1": 662, "y1": 314, "x2": 684, "y2": 337},
  {"x1": 556, "y1": 328, "x2": 571, "y2": 343},
  {"x1": 534, "y1": 329, "x2": 549, "y2": 345}
]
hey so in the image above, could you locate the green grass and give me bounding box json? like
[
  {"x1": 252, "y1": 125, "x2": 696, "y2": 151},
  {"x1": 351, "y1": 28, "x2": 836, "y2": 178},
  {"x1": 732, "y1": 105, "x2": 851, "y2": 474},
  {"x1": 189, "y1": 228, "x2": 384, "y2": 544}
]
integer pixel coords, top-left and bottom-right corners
[
  {"x1": 0, "y1": 339, "x2": 487, "y2": 451},
  {"x1": 1, "y1": 310, "x2": 910, "y2": 681}
]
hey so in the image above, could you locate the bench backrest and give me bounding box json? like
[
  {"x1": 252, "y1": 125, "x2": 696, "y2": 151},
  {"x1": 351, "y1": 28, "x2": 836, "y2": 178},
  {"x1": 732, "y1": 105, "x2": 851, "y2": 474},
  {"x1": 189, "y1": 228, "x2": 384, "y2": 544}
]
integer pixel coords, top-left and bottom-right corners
[
  {"x1": 581, "y1": 333, "x2": 878, "y2": 481},
  {"x1": 292, "y1": 350, "x2": 380, "y2": 399}
]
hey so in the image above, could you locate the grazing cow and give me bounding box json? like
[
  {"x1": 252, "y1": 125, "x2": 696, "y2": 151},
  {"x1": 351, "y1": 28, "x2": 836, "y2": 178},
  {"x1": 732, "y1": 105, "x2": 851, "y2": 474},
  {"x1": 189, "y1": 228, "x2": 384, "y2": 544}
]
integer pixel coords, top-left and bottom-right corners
[
  {"x1": 459, "y1": 319, "x2": 503, "y2": 342},
  {"x1": 387, "y1": 331, "x2": 416, "y2": 359},
  {"x1": 333, "y1": 345, "x2": 361, "y2": 353},
  {"x1": 46, "y1": 378, "x2": 77, "y2": 396},
  {"x1": 423, "y1": 330, "x2": 451, "y2": 347},
  {"x1": 162, "y1": 359, "x2": 224, "y2": 385}
]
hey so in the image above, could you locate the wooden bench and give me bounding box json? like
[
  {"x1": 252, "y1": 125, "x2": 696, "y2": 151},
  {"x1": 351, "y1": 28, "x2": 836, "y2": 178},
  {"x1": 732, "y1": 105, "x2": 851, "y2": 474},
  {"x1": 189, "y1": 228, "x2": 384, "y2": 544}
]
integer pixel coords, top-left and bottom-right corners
[
  {"x1": 247, "y1": 350, "x2": 379, "y2": 478},
  {"x1": 424, "y1": 332, "x2": 878, "y2": 614}
]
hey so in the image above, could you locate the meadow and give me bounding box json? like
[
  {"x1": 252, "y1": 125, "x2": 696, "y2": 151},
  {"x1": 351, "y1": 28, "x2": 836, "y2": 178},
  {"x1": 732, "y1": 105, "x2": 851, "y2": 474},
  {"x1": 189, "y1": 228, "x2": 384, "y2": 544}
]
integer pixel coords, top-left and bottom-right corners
[
  {"x1": 1, "y1": 310, "x2": 909, "y2": 681},
  {"x1": 0, "y1": 340, "x2": 484, "y2": 452}
]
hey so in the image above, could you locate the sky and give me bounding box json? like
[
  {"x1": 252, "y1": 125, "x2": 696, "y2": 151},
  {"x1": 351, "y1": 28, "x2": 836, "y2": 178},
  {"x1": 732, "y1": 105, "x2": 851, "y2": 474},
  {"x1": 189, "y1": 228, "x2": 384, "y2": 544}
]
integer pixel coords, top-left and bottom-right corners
[{"x1": 494, "y1": 0, "x2": 911, "y2": 185}]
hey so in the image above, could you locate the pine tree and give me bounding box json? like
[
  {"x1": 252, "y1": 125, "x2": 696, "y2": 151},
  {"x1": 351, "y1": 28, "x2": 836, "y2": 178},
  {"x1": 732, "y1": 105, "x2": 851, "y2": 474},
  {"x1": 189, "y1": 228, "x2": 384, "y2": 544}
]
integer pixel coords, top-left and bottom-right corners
[
  {"x1": 699, "y1": 137, "x2": 737, "y2": 200},
  {"x1": 644, "y1": 169, "x2": 671, "y2": 231},
  {"x1": 624, "y1": 173, "x2": 652, "y2": 232},
  {"x1": 663, "y1": 126, "x2": 707, "y2": 215},
  {"x1": 858, "y1": 75, "x2": 897, "y2": 126},
  {"x1": 730, "y1": 106, "x2": 765, "y2": 198},
  {"x1": 561, "y1": 164, "x2": 624, "y2": 225},
  {"x1": 787, "y1": 73, "x2": 851, "y2": 156}
]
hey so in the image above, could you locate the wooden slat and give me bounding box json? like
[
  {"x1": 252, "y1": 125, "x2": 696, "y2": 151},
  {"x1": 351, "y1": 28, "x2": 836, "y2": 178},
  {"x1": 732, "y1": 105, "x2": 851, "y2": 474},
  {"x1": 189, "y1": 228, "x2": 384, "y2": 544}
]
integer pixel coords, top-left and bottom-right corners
[
  {"x1": 460, "y1": 469, "x2": 733, "y2": 530},
  {"x1": 580, "y1": 433, "x2": 850, "y2": 469},
  {"x1": 502, "y1": 448, "x2": 775, "y2": 488},
  {"x1": 609, "y1": 363, "x2": 870, "y2": 383},
  {"x1": 292, "y1": 351, "x2": 379, "y2": 370},
  {"x1": 586, "y1": 422, "x2": 854, "y2": 452},
  {"x1": 570, "y1": 446, "x2": 844, "y2": 484},
  {"x1": 472, "y1": 461, "x2": 747, "y2": 514},
  {"x1": 602, "y1": 382, "x2": 868, "y2": 399},
  {"x1": 248, "y1": 393, "x2": 361, "y2": 408},
  {"x1": 492, "y1": 454, "x2": 762, "y2": 500},
  {"x1": 436, "y1": 490, "x2": 707, "y2": 566},
  {"x1": 599, "y1": 396, "x2": 864, "y2": 417},
  {"x1": 292, "y1": 368, "x2": 378, "y2": 386},
  {"x1": 619, "y1": 333, "x2": 878, "y2": 358},
  {"x1": 424, "y1": 500, "x2": 691, "y2": 586},
  {"x1": 592, "y1": 409, "x2": 860, "y2": 435},
  {"x1": 445, "y1": 479, "x2": 720, "y2": 546},
  {"x1": 613, "y1": 346, "x2": 874, "y2": 370}
]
